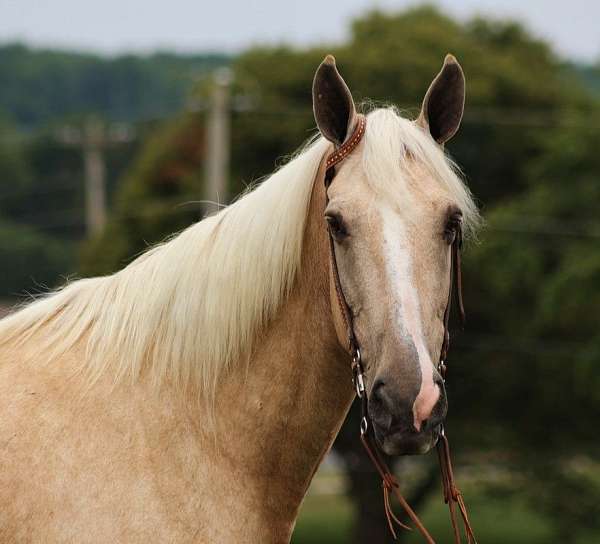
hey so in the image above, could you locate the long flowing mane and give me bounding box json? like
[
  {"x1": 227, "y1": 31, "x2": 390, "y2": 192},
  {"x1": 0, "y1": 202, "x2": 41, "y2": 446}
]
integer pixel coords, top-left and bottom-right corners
[{"x1": 0, "y1": 108, "x2": 479, "y2": 396}]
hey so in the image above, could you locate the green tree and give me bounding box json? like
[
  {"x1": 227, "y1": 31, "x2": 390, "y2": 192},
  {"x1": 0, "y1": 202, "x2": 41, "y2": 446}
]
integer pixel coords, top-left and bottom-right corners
[
  {"x1": 0, "y1": 44, "x2": 229, "y2": 128},
  {"x1": 0, "y1": 120, "x2": 75, "y2": 297},
  {"x1": 79, "y1": 114, "x2": 205, "y2": 275},
  {"x1": 456, "y1": 112, "x2": 600, "y2": 542}
]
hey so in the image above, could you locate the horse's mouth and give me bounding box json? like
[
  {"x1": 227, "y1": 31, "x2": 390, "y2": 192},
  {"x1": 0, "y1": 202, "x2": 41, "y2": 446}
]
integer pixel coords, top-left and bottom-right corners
[{"x1": 373, "y1": 422, "x2": 442, "y2": 456}]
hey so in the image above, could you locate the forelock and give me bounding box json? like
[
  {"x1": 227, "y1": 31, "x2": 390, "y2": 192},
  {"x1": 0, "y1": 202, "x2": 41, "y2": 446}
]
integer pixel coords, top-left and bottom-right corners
[{"x1": 361, "y1": 107, "x2": 480, "y2": 238}]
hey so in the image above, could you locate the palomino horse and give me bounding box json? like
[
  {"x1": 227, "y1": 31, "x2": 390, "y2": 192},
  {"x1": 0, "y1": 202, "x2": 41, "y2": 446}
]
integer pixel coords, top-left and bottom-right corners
[{"x1": 0, "y1": 55, "x2": 479, "y2": 542}]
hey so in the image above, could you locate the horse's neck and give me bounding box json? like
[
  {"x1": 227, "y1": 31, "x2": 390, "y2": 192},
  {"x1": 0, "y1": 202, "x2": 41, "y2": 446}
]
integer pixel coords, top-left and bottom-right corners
[
  {"x1": 0, "y1": 163, "x2": 353, "y2": 542},
  {"x1": 210, "y1": 165, "x2": 354, "y2": 536}
]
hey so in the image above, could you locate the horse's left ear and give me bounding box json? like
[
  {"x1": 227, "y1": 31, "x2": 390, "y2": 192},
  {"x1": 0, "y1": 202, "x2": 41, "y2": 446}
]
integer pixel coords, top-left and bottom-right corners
[
  {"x1": 417, "y1": 54, "x2": 465, "y2": 145},
  {"x1": 312, "y1": 55, "x2": 358, "y2": 147}
]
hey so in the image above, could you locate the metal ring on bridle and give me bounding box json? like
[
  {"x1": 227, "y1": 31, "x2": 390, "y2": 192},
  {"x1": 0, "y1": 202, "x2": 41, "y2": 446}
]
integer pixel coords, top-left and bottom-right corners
[
  {"x1": 360, "y1": 416, "x2": 368, "y2": 435},
  {"x1": 354, "y1": 371, "x2": 365, "y2": 398}
]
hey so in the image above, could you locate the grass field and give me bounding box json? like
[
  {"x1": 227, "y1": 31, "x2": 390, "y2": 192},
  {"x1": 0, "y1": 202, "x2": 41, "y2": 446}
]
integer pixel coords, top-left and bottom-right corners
[{"x1": 291, "y1": 468, "x2": 564, "y2": 544}]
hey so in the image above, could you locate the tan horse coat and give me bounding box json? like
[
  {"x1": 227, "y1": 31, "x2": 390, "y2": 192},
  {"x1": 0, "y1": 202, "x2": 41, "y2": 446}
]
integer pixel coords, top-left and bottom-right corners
[{"x1": 0, "y1": 158, "x2": 354, "y2": 543}]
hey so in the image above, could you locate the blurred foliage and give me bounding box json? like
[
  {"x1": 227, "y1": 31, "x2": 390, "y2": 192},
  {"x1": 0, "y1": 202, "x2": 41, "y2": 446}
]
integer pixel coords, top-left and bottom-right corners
[
  {"x1": 0, "y1": 218, "x2": 73, "y2": 296},
  {"x1": 2, "y1": 4, "x2": 600, "y2": 543},
  {"x1": 79, "y1": 114, "x2": 205, "y2": 275},
  {"x1": 293, "y1": 479, "x2": 557, "y2": 544},
  {"x1": 0, "y1": 117, "x2": 145, "y2": 295},
  {"x1": 0, "y1": 43, "x2": 229, "y2": 128}
]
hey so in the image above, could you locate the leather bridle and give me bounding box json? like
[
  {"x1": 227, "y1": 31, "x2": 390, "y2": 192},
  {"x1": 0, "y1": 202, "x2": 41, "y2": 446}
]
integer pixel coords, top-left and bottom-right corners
[{"x1": 324, "y1": 114, "x2": 477, "y2": 543}]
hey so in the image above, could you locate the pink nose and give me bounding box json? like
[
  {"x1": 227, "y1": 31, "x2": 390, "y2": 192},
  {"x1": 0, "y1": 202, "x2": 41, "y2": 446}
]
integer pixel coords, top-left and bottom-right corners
[{"x1": 412, "y1": 381, "x2": 441, "y2": 432}]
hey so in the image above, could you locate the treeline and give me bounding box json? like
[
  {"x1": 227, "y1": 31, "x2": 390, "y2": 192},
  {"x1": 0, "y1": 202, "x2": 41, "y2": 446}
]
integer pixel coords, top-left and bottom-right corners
[
  {"x1": 0, "y1": 41, "x2": 598, "y2": 133},
  {"x1": 0, "y1": 44, "x2": 227, "y2": 296},
  {"x1": 0, "y1": 43, "x2": 229, "y2": 128}
]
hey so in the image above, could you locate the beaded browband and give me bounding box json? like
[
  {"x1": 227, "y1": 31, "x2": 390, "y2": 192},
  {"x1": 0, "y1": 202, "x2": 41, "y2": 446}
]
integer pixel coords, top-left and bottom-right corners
[{"x1": 325, "y1": 114, "x2": 367, "y2": 172}]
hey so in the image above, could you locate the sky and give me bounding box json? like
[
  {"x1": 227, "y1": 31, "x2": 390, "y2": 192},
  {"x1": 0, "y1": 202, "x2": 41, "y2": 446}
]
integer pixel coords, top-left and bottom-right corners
[{"x1": 1, "y1": 0, "x2": 599, "y2": 62}]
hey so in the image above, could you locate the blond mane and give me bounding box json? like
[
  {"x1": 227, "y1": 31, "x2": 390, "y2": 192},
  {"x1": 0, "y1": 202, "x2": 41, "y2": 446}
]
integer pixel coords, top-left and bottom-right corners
[{"x1": 0, "y1": 108, "x2": 479, "y2": 397}]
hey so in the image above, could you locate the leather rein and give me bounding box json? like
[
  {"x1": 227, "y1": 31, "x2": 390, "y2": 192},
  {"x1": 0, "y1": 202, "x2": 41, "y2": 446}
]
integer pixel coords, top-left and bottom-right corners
[{"x1": 324, "y1": 114, "x2": 477, "y2": 543}]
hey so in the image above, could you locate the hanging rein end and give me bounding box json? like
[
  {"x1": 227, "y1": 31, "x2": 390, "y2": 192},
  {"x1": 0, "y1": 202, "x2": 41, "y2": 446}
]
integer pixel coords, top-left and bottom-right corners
[
  {"x1": 382, "y1": 473, "x2": 412, "y2": 538},
  {"x1": 437, "y1": 433, "x2": 479, "y2": 544}
]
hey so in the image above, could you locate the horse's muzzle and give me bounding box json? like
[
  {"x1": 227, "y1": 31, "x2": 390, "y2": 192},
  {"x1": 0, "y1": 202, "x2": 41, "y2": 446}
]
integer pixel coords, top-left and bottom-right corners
[{"x1": 369, "y1": 380, "x2": 448, "y2": 456}]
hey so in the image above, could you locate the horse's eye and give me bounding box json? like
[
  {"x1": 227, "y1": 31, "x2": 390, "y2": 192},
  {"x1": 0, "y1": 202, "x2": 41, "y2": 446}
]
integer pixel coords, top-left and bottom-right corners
[
  {"x1": 443, "y1": 224, "x2": 456, "y2": 245},
  {"x1": 325, "y1": 213, "x2": 348, "y2": 240},
  {"x1": 444, "y1": 212, "x2": 462, "y2": 244}
]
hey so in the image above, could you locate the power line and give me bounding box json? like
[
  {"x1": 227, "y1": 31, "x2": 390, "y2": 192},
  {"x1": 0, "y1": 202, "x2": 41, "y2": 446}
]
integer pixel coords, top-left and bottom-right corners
[
  {"x1": 0, "y1": 198, "x2": 198, "y2": 234},
  {"x1": 488, "y1": 224, "x2": 600, "y2": 239},
  {"x1": 2, "y1": 99, "x2": 600, "y2": 257},
  {"x1": 1, "y1": 105, "x2": 600, "y2": 148},
  {"x1": 5, "y1": 201, "x2": 600, "y2": 242},
  {"x1": 454, "y1": 333, "x2": 596, "y2": 359},
  {"x1": 0, "y1": 180, "x2": 80, "y2": 201}
]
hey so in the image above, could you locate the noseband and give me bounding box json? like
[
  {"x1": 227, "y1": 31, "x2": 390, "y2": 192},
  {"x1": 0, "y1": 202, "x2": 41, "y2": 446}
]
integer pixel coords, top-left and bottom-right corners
[{"x1": 324, "y1": 114, "x2": 477, "y2": 543}]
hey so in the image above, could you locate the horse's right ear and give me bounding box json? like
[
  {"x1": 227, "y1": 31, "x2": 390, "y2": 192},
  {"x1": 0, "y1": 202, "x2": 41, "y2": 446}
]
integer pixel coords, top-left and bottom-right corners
[{"x1": 312, "y1": 55, "x2": 357, "y2": 147}]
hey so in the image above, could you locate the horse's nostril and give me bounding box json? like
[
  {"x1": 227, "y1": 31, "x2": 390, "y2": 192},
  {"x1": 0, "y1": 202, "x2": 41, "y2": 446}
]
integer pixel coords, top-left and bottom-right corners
[
  {"x1": 432, "y1": 376, "x2": 446, "y2": 404},
  {"x1": 372, "y1": 378, "x2": 385, "y2": 402}
]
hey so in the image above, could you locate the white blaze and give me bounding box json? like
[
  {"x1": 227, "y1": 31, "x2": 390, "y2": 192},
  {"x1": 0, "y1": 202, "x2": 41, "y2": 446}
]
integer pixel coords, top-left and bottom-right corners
[{"x1": 380, "y1": 206, "x2": 440, "y2": 432}]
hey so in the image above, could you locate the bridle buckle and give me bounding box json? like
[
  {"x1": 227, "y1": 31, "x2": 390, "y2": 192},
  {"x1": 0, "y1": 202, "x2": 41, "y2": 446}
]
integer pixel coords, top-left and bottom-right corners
[
  {"x1": 438, "y1": 359, "x2": 447, "y2": 382},
  {"x1": 351, "y1": 348, "x2": 365, "y2": 398}
]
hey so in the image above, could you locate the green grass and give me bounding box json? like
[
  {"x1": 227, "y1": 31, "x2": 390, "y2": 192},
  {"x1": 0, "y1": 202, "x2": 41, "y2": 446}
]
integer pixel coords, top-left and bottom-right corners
[
  {"x1": 291, "y1": 494, "x2": 353, "y2": 544},
  {"x1": 403, "y1": 491, "x2": 552, "y2": 544},
  {"x1": 292, "y1": 482, "x2": 554, "y2": 544}
]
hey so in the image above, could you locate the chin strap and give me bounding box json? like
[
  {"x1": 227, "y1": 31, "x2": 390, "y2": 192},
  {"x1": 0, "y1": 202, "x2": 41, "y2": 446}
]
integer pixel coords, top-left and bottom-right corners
[{"x1": 326, "y1": 114, "x2": 477, "y2": 543}]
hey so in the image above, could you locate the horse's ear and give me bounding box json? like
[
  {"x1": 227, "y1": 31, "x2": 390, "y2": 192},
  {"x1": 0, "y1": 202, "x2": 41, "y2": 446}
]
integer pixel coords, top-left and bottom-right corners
[
  {"x1": 312, "y1": 55, "x2": 357, "y2": 146},
  {"x1": 417, "y1": 54, "x2": 465, "y2": 145}
]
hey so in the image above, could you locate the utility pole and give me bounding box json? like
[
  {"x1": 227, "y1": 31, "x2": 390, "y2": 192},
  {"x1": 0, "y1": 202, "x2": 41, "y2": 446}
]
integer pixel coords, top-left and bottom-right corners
[
  {"x1": 204, "y1": 68, "x2": 232, "y2": 216},
  {"x1": 83, "y1": 118, "x2": 107, "y2": 235},
  {"x1": 57, "y1": 118, "x2": 134, "y2": 236}
]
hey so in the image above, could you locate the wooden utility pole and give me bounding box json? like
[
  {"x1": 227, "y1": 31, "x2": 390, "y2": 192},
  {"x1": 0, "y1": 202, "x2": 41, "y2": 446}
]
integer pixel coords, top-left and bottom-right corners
[
  {"x1": 204, "y1": 68, "x2": 232, "y2": 215},
  {"x1": 83, "y1": 118, "x2": 107, "y2": 235},
  {"x1": 58, "y1": 118, "x2": 134, "y2": 236}
]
